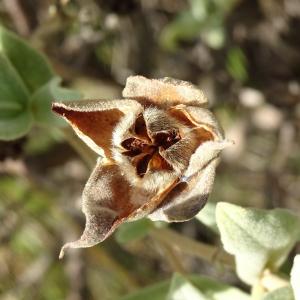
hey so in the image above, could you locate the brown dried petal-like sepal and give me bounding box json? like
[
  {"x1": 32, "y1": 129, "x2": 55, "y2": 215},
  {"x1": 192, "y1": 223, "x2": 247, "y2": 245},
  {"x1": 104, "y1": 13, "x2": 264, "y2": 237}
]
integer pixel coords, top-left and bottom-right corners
[
  {"x1": 60, "y1": 159, "x2": 133, "y2": 258},
  {"x1": 123, "y1": 76, "x2": 207, "y2": 107},
  {"x1": 148, "y1": 139, "x2": 233, "y2": 222},
  {"x1": 149, "y1": 157, "x2": 219, "y2": 222},
  {"x1": 60, "y1": 159, "x2": 179, "y2": 258},
  {"x1": 52, "y1": 99, "x2": 142, "y2": 158}
]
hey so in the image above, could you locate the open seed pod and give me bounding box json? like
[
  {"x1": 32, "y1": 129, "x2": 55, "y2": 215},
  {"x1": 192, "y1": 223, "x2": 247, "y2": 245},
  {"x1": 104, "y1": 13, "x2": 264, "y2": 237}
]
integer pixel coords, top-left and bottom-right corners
[{"x1": 52, "y1": 76, "x2": 231, "y2": 258}]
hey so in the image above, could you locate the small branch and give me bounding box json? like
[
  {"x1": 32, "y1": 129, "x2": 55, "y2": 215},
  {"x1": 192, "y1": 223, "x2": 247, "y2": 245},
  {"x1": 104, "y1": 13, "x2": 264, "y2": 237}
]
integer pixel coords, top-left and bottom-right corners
[
  {"x1": 152, "y1": 227, "x2": 235, "y2": 268},
  {"x1": 3, "y1": 0, "x2": 31, "y2": 36}
]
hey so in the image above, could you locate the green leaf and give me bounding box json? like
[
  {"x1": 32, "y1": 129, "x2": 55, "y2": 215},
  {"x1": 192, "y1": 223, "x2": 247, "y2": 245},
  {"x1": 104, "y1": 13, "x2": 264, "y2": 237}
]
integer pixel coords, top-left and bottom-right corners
[
  {"x1": 160, "y1": 11, "x2": 202, "y2": 51},
  {"x1": 189, "y1": 0, "x2": 211, "y2": 20},
  {"x1": 0, "y1": 54, "x2": 29, "y2": 109},
  {"x1": 0, "y1": 110, "x2": 33, "y2": 141},
  {"x1": 159, "y1": 0, "x2": 237, "y2": 51},
  {"x1": 0, "y1": 26, "x2": 54, "y2": 93},
  {"x1": 30, "y1": 77, "x2": 81, "y2": 127},
  {"x1": 216, "y1": 202, "x2": 300, "y2": 285},
  {"x1": 115, "y1": 219, "x2": 154, "y2": 244},
  {"x1": 212, "y1": 0, "x2": 240, "y2": 14},
  {"x1": 226, "y1": 47, "x2": 248, "y2": 82},
  {"x1": 202, "y1": 25, "x2": 225, "y2": 49},
  {"x1": 291, "y1": 255, "x2": 300, "y2": 300},
  {"x1": 262, "y1": 287, "x2": 295, "y2": 300},
  {"x1": 167, "y1": 274, "x2": 207, "y2": 300},
  {"x1": 120, "y1": 274, "x2": 250, "y2": 300},
  {"x1": 0, "y1": 54, "x2": 32, "y2": 140}
]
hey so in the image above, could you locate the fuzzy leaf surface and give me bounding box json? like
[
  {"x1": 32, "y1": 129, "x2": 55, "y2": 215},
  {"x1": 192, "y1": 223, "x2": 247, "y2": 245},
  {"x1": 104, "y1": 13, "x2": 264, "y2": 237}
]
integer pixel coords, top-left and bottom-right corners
[{"x1": 216, "y1": 202, "x2": 300, "y2": 285}]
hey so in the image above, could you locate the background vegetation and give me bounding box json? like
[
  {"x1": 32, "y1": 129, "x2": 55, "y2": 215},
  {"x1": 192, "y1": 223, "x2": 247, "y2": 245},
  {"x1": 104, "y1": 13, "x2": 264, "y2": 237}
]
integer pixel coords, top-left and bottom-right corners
[{"x1": 0, "y1": 0, "x2": 300, "y2": 299}]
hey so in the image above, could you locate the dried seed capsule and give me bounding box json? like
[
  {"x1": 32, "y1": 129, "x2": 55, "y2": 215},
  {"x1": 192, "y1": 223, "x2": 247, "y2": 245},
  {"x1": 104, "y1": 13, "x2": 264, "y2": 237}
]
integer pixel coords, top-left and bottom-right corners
[{"x1": 52, "y1": 75, "x2": 231, "y2": 258}]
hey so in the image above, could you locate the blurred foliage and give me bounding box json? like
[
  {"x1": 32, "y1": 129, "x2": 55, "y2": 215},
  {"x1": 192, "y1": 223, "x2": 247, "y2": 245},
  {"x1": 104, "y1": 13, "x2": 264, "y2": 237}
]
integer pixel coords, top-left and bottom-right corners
[
  {"x1": 226, "y1": 47, "x2": 248, "y2": 82},
  {"x1": 0, "y1": 26, "x2": 79, "y2": 140},
  {"x1": 120, "y1": 273, "x2": 250, "y2": 300},
  {"x1": 0, "y1": 0, "x2": 300, "y2": 299},
  {"x1": 160, "y1": 0, "x2": 239, "y2": 50}
]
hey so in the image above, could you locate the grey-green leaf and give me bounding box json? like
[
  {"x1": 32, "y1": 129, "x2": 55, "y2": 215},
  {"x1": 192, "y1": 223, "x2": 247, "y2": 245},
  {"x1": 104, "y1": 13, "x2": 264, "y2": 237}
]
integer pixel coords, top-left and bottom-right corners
[
  {"x1": 262, "y1": 287, "x2": 295, "y2": 300},
  {"x1": 30, "y1": 77, "x2": 81, "y2": 127},
  {"x1": 0, "y1": 26, "x2": 54, "y2": 93},
  {"x1": 216, "y1": 202, "x2": 300, "y2": 285}
]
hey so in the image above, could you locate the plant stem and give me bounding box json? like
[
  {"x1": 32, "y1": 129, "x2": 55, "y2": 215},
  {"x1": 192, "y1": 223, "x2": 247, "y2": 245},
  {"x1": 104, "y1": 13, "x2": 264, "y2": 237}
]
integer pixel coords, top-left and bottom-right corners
[
  {"x1": 87, "y1": 247, "x2": 139, "y2": 292},
  {"x1": 61, "y1": 127, "x2": 97, "y2": 169},
  {"x1": 152, "y1": 235, "x2": 186, "y2": 274},
  {"x1": 153, "y1": 227, "x2": 235, "y2": 268}
]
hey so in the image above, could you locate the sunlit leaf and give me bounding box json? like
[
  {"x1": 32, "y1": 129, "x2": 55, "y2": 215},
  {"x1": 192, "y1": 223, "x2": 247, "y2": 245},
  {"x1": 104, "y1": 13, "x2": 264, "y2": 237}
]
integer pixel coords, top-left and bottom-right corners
[
  {"x1": 202, "y1": 25, "x2": 225, "y2": 49},
  {"x1": 0, "y1": 26, "x2": 54, "y2": 93},
  {"x1": 189, "y1": 0, "x2": 211, "y2": 20},
  {"x1": 262, "y1": 287, "x2": 294, "y2": 300},
  {"x1": 291, "y1": 255, "x2": 300, "y2": 300},
  {"x1": 216, "y1": 202, "x2": 300, "y2": 285}
]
